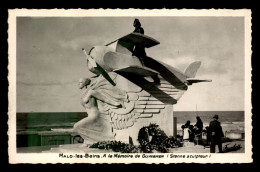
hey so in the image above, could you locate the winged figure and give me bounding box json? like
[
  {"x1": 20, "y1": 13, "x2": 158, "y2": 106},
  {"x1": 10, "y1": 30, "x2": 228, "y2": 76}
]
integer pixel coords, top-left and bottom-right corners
[{"x1": 72, "y1": 32, "x2": 211, "y2": 145}]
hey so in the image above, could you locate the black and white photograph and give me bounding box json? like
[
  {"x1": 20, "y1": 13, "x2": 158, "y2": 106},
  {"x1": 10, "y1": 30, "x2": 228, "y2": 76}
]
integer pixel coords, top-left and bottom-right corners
[{"x1": 8, "y1": 9, "x2": 252, "y2": 163}]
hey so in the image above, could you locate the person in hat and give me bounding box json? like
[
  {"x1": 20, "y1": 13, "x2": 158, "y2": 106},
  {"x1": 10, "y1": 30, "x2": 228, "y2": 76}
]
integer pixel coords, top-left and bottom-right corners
[{"x1": 209, "y1": 114, "x2": 224, "y2": 153}]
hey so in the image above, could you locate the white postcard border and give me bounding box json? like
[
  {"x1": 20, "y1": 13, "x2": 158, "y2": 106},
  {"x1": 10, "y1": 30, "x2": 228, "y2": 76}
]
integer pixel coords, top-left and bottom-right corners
[{"x1": 8, "y1": 9, "x2": 252, "y2": 164}]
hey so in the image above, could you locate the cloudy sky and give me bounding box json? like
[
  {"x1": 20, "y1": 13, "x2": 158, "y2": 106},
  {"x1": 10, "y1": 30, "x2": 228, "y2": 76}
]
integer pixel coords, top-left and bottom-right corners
[{"x1": 16, "y1": 17, "x2": 245, "y2": 112}]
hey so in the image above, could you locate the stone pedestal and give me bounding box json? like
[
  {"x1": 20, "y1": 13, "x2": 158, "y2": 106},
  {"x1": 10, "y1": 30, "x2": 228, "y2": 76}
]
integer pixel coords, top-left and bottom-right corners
[{"x1": 114, "y1": 105, "x2": 177, "y2": 145}]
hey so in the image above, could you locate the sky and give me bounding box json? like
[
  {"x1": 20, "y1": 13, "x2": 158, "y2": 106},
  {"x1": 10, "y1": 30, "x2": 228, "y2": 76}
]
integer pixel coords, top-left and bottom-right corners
[{"x1": 16, "y1": 17, "x2": 245, "y2": 112}]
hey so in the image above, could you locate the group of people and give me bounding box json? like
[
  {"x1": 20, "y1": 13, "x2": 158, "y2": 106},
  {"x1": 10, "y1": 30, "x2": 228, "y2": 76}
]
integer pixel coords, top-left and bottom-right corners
[
  {"x1": 181, "y1": 114, "x2": 224, "y2": 153},
  {"x1": 181, "y1": 116, "x2": 203, "y2": 145}
]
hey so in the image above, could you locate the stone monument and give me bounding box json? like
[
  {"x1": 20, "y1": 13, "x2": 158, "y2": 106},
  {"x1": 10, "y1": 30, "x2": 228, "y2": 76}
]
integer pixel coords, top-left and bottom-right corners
[{"x1": 73, "y1": 20, "x2": 211, "y2": 146}]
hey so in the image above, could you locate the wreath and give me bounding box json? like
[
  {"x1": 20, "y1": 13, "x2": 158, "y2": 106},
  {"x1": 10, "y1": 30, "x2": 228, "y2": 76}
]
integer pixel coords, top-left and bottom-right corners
[
  {"x1": 89, "y1": 140, "x2": 139, "y2": 153},
  {"x1": 89, "y1": 123, "x2": 181, "y2": 153},
  {"x1": 137, "y1": 123, "x2": 181, "y2": 153}
]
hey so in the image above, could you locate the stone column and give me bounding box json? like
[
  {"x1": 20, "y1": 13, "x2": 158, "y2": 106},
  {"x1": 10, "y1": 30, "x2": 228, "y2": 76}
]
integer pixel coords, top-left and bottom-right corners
[{"x1": 173, "y1": 116, "x2": 177, "y2": 138}]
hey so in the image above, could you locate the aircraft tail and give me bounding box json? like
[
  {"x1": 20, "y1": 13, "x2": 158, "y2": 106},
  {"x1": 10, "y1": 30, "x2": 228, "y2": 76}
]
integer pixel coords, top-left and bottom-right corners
[{"x1": 184, "y1": 61, "x2": 201, "y2": 78}]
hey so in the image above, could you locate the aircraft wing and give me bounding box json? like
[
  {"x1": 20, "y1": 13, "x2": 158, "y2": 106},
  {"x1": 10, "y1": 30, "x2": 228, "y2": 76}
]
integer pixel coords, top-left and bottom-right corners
[
  {"x1": 186, "y1": 78, "x2": 212, "y2": 85},
  {"x1": 106, "y1": 33, "x2": 160, "y2": 55},
  {"x1": 142, "y1": 56, "x2": 188, "y2": 84},
  {"x1": 107, "y1": 32, "x2": 160, "y2": 48},
  {"x1": 117, "y1": 32, "x2": 160, "y2": 48},
  {"x1": 113, "y1": 66, "x2": 159, "y2": 77}
]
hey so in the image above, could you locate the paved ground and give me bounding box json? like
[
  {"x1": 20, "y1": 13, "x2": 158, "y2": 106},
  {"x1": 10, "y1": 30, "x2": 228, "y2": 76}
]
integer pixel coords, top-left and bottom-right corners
[
  {"x1": 17, "y1": 140, "x2": 244, "y2": 153},
  {"x1": 171, "y1": 140, "x2": 244, "y2": 153},
  {"x1": 17, "y1": 145, "x2": 60, "y2": 153}
]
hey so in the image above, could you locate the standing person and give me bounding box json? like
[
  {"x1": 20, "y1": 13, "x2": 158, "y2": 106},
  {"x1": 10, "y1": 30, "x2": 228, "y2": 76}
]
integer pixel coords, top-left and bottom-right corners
[
  {"x1": 194, "y1": 126, "x2": 200, "y2": 145},
  {"x1": 194, "y1": 116, "x2": 203, "y2": 145},
  {"x1": 183, "y1": 126, "x2": 190, "y2": 141},
  {"x1": 188, "y1": 125, "x2": 194, "y2": 142},
  {"x1": 209, "y1": 115, "x2": 224, "y2": 153},
  {"x1": 205, "y1": 126, "x2": 210, "y2": 146},
  {"x1": 195, "y1": 116, "x2": 203, "y2": 133},
  {"x1": 185, "y1": 120, "x2": 191, "y2": 128}
]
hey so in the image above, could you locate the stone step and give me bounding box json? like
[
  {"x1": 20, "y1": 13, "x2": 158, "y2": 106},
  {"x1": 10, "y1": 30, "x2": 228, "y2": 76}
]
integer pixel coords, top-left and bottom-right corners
[
  {"x1": 42, "y1": 143, "x2": 210, "y2": 153},
  {"x1": 182, "y1": 141, "x2": 195, "y2": 147},
  {"x1": 169, "y1": 146, "x2": 210, "y2": 153}
]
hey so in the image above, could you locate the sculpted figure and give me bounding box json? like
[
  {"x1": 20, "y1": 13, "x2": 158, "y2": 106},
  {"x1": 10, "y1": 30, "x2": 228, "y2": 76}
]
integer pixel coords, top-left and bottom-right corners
[
  {"x1": 73, "y1": 74, "x2": 128, "y2": 146},
  {"x1": 74, "y1": 78, "x2": 98, "y2": 129},
  {"x1": 133, "y1": 18, "x2": 144, "y2": 34}
]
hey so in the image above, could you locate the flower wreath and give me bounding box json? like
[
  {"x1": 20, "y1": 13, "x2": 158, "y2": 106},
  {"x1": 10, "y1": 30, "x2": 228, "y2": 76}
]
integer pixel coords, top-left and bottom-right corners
[{"x1": 137, "y1": 123, "x2": 180, "y2": 153}]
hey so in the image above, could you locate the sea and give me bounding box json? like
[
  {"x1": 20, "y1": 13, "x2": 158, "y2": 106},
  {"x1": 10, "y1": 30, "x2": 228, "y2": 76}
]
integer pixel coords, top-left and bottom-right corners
[{"x1": 17, "y1": 111, "x2": 244, "y2": 133}]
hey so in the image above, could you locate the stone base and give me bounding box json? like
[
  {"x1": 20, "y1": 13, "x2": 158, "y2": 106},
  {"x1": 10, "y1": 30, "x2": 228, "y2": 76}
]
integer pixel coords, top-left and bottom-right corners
[
  {"x1": 114, "y1": 105, "x2": 176, "y2": 145},
  {"x1": 76, "y1": 114, "x2": 115, "y2": 144}
]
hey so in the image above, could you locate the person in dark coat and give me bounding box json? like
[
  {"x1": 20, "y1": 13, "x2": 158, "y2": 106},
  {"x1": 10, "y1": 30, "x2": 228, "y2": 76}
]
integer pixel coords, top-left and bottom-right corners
[
  {"x1": 188, "y1": 125, "x2": 194, "y2": 142},
  {"x1": 205, "y1": 126, "x2": 210, "y2": 146},
  {"x1": 194, "y1": 116, "x2": 203, "y2": 145},
  {"x1": 185, "y1": 120, "x2": 191, "y2": 128},
  {"x1": 195, "y1": 116, "x2": 203, "y2": 133},
  {"x1": 209, "y1": 115, "x2": 224, "y2": 153}
]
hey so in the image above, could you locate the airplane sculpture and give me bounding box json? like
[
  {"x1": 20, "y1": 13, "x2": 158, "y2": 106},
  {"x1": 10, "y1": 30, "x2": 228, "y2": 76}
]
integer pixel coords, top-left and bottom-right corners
[
  {"x1": 69, "y1": 32, "x2": 212, "y2": 144},
  {"x1": 83, "y1": 32, "x2": 211, "y2": 87}
]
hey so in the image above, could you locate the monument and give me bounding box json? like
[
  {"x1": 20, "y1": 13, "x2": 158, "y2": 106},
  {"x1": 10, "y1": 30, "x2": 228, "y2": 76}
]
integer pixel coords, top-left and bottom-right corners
[{"x1": 73, "y1": 20, "x2": 211, "y2": 146}]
